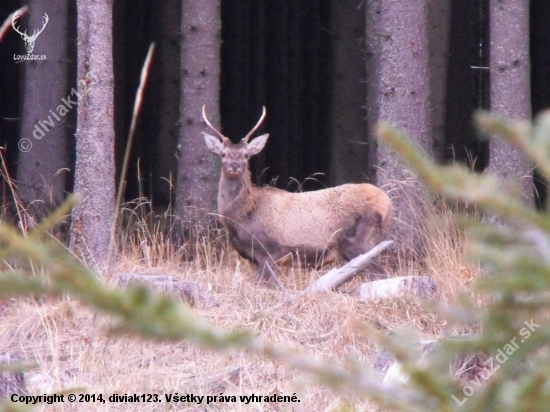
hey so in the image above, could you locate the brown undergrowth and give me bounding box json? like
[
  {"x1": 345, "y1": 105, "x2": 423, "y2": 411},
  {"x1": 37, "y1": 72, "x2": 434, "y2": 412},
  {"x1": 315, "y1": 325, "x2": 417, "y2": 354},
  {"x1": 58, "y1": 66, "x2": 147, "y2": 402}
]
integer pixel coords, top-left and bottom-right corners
[{"x1": 0, "y1": 188, "x2": 479, "y2": 411}]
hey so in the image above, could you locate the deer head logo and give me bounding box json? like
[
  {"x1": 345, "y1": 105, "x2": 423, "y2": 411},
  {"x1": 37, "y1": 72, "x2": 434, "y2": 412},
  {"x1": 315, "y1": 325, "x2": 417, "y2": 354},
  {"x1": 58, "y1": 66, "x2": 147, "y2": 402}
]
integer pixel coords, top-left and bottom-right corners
[{"x1": 11, "y1": 11, "x2": 49, "y2": 54}]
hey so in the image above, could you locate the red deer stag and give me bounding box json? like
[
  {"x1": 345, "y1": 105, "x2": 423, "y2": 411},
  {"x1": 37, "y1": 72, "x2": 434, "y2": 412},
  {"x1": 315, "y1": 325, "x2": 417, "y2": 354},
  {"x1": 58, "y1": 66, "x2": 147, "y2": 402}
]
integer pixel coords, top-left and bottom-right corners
[{"x1": 203, "y1": 106, "x2": 393, "y2": 288}]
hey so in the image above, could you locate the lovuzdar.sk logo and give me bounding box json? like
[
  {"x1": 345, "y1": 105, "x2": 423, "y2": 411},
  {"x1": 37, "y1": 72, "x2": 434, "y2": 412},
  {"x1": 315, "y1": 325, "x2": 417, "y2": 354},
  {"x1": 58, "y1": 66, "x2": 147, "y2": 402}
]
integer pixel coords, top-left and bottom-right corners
[{"x1": 12, "y1": 10, "x2": 48, "y2": 61}]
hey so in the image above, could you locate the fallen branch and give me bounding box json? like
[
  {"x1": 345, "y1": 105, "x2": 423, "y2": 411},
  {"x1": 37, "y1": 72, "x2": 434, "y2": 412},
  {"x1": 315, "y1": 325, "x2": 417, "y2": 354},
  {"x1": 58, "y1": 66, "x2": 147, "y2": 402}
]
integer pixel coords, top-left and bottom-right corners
[{"x1": 305, "y1": 240, "x2": 393, "y2": 294}]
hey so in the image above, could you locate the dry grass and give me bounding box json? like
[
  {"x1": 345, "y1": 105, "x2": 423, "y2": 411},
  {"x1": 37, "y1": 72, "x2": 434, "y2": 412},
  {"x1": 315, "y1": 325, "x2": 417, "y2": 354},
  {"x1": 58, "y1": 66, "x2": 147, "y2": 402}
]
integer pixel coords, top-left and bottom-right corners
[{"x1": 0, "y1": 187, "x2": 480, "y2": 411}]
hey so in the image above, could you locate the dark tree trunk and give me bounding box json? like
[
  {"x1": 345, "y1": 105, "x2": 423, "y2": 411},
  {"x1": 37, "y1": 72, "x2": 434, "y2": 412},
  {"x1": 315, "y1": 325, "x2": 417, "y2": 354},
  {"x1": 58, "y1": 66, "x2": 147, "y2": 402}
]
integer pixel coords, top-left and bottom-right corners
[
  {"x1": 220, "y1": 0, "x2": 268, "y2": 187},
  {"x1": 444, "y1": 0, "x2": 490, "y2": 169},
  {"x1": 117, "y1": 0, "x2": 182, "y2": 205},
  {"x1": 16, "y1": 0, "x2": 71, "y2": 221},
  {"x1": 365, "y1": 0, "x2": 434, "y2": 248},
  {"x1": 70, "y1": 0, "x2": 116, "y2": 271},
  {"x1": 489, "y1": 0, "x2": 533, "y2": 205},
  {"x1": 264, "y1": 1, "x2": 290, "y2": 186},
  {"x1": 531, "y1": 0, "x2": 550, "y2": 115},
  {"x1": 531, "y1": 0, "x2": 550, "y2": 208},
  {"x1": 329, "y1": 0, "x2": 368, "y2": 186},
  {"x1": 150, "y1": 0, "x2": 181, "y2": 205},
  {"x1": 175, "y1": 0, "x2": 221, "y2": 224},
  {"x1": 428, "y1": 0, "x2": 451, "y2": 163},
  {"x1": 0, "y1": 1, "x2": 23, "y2": 183}
]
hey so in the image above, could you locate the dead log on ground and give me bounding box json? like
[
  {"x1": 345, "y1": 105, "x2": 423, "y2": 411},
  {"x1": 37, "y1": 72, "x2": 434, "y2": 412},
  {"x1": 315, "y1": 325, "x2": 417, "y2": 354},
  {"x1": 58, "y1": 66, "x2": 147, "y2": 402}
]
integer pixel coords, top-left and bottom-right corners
[{"x1": 305, "y1": 240, "x2": 393, "y2": 294}]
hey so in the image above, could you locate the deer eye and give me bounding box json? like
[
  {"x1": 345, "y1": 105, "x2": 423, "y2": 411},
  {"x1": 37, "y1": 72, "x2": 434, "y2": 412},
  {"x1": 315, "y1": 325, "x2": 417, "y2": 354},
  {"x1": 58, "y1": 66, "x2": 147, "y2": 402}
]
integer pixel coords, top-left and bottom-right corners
[
  {"x1": 221, "y1": 152, "x2": 226, "y2": 157},
  {"x1": 244, "y1": 153, "x2": 249, "y2": 159}
]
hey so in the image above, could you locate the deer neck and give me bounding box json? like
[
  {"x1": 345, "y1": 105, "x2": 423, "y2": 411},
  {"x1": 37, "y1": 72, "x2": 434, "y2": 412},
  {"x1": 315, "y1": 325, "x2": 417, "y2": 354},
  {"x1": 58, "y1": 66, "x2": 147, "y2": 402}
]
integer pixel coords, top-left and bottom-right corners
[{"x1": 218, "y1": 170, "x2": 256, "y2": 219}]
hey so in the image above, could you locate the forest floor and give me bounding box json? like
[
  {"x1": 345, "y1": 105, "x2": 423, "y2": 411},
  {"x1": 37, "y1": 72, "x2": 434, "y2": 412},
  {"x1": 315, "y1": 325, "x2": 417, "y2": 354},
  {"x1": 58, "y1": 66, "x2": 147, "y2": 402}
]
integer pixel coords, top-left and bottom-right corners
[{"x1": 0, "y1": 198, "x2": 480, "y2": 411}]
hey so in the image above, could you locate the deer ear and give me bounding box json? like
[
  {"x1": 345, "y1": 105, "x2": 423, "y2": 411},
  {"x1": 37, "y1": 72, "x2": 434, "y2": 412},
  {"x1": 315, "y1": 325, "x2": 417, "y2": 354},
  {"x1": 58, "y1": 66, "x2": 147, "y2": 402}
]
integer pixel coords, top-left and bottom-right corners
[
  {"x1": 247, "y1": 133, "x2": 269, "y2": 156},
  {"x1": 204, "y1": 133, "x2": 224, "y2": 156}
]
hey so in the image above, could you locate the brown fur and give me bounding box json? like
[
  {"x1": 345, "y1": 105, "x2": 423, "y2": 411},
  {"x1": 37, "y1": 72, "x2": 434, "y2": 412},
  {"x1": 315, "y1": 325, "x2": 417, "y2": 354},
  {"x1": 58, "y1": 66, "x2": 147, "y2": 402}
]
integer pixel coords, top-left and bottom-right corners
[{"x1": 203, "y1": 111, "x2": 392, "y2": 288}]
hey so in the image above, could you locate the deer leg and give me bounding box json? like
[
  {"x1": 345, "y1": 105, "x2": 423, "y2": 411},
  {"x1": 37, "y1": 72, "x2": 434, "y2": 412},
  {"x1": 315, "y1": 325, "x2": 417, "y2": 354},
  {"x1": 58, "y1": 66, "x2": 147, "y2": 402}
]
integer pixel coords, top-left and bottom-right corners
[
  {"x1": 337, "y1": 212, "x2": 383, "y2": 261},
  {"x1": 252, "y1": 257, "x2": 284, "y2": 289},
  {"x1": 337, "y1": 212, "x2": 389, "y2": 280}
]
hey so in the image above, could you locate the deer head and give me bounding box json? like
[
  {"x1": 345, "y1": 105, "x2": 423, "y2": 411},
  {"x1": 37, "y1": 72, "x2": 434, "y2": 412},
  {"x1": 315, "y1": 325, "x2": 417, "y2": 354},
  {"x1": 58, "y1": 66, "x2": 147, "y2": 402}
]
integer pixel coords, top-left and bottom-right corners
[
  {"x1": 12, "y1": 11, "x2": 49, "y2": 54},
  {"x1": 202, "y1": 105, "x2": 269, "y2": 180}
]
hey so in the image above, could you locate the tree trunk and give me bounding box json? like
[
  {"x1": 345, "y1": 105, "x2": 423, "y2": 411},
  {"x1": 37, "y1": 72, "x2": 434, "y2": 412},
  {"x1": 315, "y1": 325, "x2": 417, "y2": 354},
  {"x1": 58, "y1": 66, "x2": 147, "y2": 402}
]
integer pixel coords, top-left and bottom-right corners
[
  {"x1": 263, "y1": 1, "x2": 290, "y2": 186},
  {"x1": 489, "y1": 0, "x2": 532, "y2": 205},
  {"x1": 365, "y1": 0, "x2": 434, "y2": 248},
  {"x1": 16, "y1": 0, "x2": 70, "y2": 221},
  {"x1": 428, "y1": 0, "x2": 451, "y2": 163},
  {"x1": 444, "y1": 0, "x2": 489, "y2": 169},
  {"x1": 151, "y1": 0, "x2": 181, "y2": 206},
  {"x1": 69, "y1": 0, "x2": 116, "y2": 272},
  {"x1": 176, "y1": 0, "x2": 221, "y2": 225},
  {"x1": 329, "y1": 0, "x2": 368, "y2": 186},
  {"x1": 531, "y1": 0, "x2": 550, "y2": 208}
]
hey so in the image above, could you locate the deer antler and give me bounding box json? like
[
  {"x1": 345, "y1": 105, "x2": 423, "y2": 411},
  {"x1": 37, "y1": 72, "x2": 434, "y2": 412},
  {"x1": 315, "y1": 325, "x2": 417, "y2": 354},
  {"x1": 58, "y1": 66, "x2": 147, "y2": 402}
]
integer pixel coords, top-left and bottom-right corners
[
  {"x1": 11, "y1": 10, "x2": 27, "y2": 38},
  {"x1": 243, "y1": 106, "x2": 267, "y2": 143},
  {"x1": 32, "y1": 13, "x2": 48, "y2": 39},
  {"x1": 202, "y1": 105, "x2": 226, "y2": 142}
]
